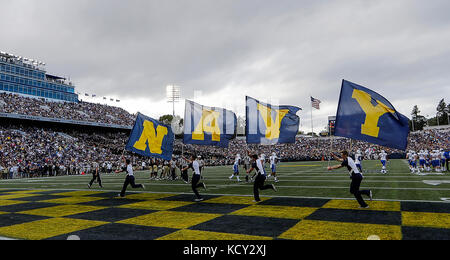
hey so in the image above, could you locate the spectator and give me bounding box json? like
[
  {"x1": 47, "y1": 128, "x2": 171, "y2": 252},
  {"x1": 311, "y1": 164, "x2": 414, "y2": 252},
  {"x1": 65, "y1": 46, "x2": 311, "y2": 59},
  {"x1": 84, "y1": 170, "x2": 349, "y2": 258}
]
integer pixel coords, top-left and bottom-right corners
[
  {"x1": 0, "y1": 92, "x2": 448, "y2": 179},
  {"x1": 0, "y1": 93, "x2": 135, "y2": 127}
]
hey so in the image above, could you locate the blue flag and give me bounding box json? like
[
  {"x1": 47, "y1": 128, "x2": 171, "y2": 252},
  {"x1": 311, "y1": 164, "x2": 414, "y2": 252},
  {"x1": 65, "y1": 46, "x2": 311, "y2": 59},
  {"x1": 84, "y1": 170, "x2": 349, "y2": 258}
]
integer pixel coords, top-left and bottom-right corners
[
  {"x1": 183, "y1": 100, "x2": 237, "y2": 148},
  {"x1": 335, "y1": 80, "x2": 410, "y2": 150},
  {"x1": 246, "y1": 96, "x2": 301, "y2": 145},
  {"x1": 126, "y1": 113, "x2": 174, "y2": 161}
]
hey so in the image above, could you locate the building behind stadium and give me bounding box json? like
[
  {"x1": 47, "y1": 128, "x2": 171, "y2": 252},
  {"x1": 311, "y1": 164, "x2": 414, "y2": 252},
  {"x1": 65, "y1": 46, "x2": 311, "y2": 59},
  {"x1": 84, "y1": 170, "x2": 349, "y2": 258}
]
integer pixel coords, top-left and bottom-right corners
[{"x1": 0, "y1": 51, "x2": 78, "y2": 102}]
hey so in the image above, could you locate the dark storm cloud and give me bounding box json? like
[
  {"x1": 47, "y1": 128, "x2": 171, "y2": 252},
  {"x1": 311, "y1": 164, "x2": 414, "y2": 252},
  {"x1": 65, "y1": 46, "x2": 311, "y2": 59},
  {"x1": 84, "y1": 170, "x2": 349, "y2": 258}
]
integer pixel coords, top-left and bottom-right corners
[
  {"x1": 1, "y1": 0, "x2": 449, "y2": 130},
  {"x1": 1, "y1": 0, "x2": 325, "y2": 97}
]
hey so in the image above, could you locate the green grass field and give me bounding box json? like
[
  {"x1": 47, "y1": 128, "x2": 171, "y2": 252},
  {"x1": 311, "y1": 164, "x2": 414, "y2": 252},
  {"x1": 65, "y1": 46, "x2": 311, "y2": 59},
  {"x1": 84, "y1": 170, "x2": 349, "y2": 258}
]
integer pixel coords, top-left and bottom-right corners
[
  {"x1": 1, "y1": 159, "x2": 449, "y2": 202},
  {"x1": 0, "y1": 159, "x2": 449, "y2": 240}
]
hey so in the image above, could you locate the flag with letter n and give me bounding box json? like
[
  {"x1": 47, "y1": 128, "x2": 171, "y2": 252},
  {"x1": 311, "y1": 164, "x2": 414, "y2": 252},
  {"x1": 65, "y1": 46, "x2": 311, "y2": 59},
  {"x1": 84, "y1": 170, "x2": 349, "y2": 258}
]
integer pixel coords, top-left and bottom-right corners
[
  {"x1": 335, "y1": 80, "x2": 410, "y2": 150},
  {"x1": 183, "y1": 100, "x2": 237, "y2": 148},
  {"x1": 126, "y1": 113, "x2": 174, "y2": 161},
  {"x1": 246, "y1": 96, "x2": 301, "y2": 145}
]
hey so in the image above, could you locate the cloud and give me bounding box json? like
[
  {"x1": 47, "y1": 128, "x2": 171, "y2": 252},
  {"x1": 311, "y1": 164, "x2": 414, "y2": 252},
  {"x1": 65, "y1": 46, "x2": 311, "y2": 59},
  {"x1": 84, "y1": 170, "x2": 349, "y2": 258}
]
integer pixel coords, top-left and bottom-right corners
[{"x1": 1, "y1": 0, "x2": 449, "y2": 133}]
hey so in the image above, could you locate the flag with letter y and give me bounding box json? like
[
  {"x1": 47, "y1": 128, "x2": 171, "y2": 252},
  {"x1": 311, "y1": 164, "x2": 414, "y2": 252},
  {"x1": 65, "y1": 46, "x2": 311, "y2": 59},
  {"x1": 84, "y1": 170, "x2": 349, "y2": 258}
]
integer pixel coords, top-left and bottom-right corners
[
  {"x1": 183, "y1": 100, "x2": 237, "y2": 148},
  {"x1": 246, "y1": 96, "x2": 301, "y2": 145},
  {"x1": 334, "y1": 80, "x2": 410, "y2": 150},
  {"x1": 126, "y1": 113, "x2": 174, "y2": 161}
]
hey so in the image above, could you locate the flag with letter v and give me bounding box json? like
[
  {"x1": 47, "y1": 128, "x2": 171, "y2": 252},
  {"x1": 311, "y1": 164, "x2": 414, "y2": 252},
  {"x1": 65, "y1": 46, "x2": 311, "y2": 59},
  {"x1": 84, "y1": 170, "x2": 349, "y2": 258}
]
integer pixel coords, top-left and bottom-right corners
[
  {"x1": 126, "y1": 113, "x2": 174, "y2": 161},
  {"x1": 334, "y1": 80, "x2": 410, "y2": 150},
  {"x1": 183, "y1": 100, "x2": 237, "y2": 148},
  {"x1": 246, "y1": 96, "x2": 301, "y2": 145}
]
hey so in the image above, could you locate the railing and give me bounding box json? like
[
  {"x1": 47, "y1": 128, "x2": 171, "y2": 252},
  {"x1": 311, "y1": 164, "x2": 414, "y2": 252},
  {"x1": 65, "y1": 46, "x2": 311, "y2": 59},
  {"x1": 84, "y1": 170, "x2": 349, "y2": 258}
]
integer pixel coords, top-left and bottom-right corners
[{"x1": 0, "y1": 112, "x2": 132, "y2": 130}]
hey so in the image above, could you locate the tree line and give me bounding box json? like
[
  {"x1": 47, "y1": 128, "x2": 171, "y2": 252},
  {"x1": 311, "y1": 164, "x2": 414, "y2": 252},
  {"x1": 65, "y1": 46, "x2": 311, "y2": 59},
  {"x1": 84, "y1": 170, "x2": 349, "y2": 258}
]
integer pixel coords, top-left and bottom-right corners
[{"x1": 410, "y1": 99, "x2": 449, "y2": 131}]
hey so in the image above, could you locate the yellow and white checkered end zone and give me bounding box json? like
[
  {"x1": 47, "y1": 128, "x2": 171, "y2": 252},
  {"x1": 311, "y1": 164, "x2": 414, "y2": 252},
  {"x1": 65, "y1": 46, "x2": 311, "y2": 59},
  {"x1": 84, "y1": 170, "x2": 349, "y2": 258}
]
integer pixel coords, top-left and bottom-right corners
[{"x1": 0, "y1": 189, "x2": 449, "y2": 240}]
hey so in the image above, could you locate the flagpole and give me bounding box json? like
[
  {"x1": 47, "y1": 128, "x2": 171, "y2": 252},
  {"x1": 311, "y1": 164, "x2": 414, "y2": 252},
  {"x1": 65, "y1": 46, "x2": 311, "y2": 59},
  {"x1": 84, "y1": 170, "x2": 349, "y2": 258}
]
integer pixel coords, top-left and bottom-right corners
[
  {"x1": 328, "y1": 136, "x2": 334, "y2": 168},
  {"x1": 328, "y1": 122, "x2": 333, "y2": 167},
  {"x1": 121, "y1": 137, "x2": 126, "y2": 159},
  {"x1": 310, "y1": 96, "x2": 314, "y2": 137}
]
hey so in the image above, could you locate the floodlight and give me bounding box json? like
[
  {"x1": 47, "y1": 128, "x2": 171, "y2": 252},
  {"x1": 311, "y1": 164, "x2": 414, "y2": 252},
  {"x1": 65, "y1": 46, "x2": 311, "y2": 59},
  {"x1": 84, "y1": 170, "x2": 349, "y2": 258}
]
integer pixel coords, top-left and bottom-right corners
[{"x1": 166, "y1": 85, "x2": 182, "y2": 116}]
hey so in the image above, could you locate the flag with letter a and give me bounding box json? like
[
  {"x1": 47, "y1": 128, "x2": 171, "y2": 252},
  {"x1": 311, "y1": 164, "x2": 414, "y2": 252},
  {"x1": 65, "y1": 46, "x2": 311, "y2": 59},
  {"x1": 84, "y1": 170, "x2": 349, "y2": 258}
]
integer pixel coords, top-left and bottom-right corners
[
  {"x1": 183, "y1": 100, "x2": 237, "y2": 148},
  {"x1": 334, "y1": 80, "x2": 410, "y2": 150},
  {"x1": 246, "y1": 96, "x2": 301, "y2": 145},
  {"x1": 125, "y1": 113, "x2": 174, "y2": 160}
]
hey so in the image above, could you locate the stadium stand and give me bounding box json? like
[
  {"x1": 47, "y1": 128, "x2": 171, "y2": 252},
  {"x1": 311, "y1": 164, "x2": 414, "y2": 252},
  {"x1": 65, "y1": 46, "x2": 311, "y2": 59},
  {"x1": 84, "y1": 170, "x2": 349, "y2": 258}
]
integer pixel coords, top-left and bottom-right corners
[
  {"x1": 177, "y1": 128, "x2": 449, "y2": 164},
  {"x1": 0, "y1": 93, "x2": 135, "y2": 127},
  {"x1": 0, "y1": 93, "x2": 448, "y2": 179}
]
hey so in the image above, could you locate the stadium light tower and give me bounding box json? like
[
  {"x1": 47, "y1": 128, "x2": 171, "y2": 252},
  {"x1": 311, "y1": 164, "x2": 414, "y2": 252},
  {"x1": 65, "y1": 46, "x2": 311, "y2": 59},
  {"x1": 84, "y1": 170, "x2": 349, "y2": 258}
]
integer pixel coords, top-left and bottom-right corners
[{"x1": 166, "y1": 85, "x2": 181, "y2": 117}]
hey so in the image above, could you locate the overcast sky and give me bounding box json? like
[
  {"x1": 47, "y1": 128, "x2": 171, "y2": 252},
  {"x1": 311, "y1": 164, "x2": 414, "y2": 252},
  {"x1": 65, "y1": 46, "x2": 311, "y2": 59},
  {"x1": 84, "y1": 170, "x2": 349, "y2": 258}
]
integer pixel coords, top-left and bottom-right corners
[{"x1": 1, "y1": 0, "x2": 449, "y2": 133}]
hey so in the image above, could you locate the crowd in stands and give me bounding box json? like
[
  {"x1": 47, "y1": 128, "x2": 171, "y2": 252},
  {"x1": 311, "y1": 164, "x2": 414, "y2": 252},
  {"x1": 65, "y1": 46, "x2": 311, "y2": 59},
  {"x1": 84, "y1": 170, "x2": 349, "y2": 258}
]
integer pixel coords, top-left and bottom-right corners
[
  {"x1": 177, "y1": 128, "x2": 450, "y2": 164},
  {"x1": 0, "y1": 125, "x2": 130, "y2": 179},
  {"x1": 408, "y1": 129, "x2": 450, "y2": 152},
  {"x1": 0, "y1": 93, "x2": 135, "y2": 126},
  {"x1": 1, "y1": 122, "x2": 448, "y2": 179},
  {"x1": 0, "y1": 92, "x2": 448, "y2": 179}
]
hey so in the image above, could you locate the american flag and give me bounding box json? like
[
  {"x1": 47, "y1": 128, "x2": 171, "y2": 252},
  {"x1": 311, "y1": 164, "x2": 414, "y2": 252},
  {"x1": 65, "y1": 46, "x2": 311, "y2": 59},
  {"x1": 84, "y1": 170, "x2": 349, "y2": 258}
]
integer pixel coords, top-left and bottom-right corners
[{"x1": 311, "y1": 97, "x2": 321, "y2": 110}]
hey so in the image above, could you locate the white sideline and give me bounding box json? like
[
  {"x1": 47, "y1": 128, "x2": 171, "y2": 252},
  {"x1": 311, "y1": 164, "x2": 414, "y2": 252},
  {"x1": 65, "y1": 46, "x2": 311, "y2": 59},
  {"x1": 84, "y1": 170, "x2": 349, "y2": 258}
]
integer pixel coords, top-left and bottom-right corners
[
  {"x1": 2, "y1": 182, "x2": 450, "y2": 191},
  {"x1": 0, "y1": 236, "x2": 16, "y2": 240},
  {"x1": 16, "y1": 178, "x2": 447, "y2": 183}
]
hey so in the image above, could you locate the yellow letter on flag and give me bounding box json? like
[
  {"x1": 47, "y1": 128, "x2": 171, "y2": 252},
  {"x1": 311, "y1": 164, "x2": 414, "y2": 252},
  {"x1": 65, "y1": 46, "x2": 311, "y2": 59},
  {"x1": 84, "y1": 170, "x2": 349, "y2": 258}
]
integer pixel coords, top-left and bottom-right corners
[
  {"x1": 192, "y1": 109, "x2": 221, "y2": 142},
  {"x1": 352, "y1": 89, "x2": 395, "y2": 138},
  {"x1": 133, "y1": 120, "x2": 168, "y2": 154},
  {"x1": 257, "y1": 104, "x2": 289, "y2": 140}
]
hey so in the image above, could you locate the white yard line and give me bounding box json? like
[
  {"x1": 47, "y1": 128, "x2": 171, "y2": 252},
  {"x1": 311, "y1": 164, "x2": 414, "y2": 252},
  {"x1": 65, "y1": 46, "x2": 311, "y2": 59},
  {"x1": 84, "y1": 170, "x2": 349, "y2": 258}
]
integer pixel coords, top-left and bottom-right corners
[
  {"x1": 0, "y1": 187, "x2": 448, "y2": 204},
  {"x1": 2, "y1": 171, "x2": 449, "y2": 183},
  {"x1": 4, "y1": 175, "x2": 450, "y2": 184}
]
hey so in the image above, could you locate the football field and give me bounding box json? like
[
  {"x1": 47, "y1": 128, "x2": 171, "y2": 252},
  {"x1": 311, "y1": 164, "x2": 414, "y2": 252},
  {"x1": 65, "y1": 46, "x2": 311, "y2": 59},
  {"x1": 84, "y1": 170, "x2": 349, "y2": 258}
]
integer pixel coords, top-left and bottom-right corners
[{"x1": 0, "y1": 159, "x2": 449, "y2": 240}]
